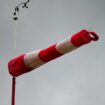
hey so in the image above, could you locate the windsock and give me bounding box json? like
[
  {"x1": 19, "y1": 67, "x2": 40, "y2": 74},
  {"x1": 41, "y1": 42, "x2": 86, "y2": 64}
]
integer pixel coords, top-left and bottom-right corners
[{"x1": 8, "y1": 29, "x2": 99, "y2": 77}]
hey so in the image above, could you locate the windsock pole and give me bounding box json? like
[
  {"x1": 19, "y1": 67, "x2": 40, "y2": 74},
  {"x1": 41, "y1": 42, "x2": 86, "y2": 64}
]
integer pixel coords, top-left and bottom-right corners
[{"x1": 11, "y1": 77, "x2": 16, "y2": 105}]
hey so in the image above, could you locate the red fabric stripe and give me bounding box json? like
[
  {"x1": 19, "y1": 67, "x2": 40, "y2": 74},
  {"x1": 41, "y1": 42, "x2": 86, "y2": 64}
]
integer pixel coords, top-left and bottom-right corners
[
  {"x1": 8, "y1": 54, "x2": 31, "y2": 77},
  {"x1": 71, "y1": 30, "x2": 91, "y2": 47},
  {"x1": 38, "y1": 44, "x2": 63, "y2": 62}
]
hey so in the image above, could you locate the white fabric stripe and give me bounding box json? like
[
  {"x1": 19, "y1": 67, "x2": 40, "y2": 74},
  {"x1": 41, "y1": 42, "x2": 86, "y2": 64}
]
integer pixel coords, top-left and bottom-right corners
[
  {"x1": 24, "y1": 50, "x2": 45, "y2": 69},
  {"x1": 24, "y1": 37, "x2": 78, "y2": 69},
  {"x1": 56, "y1": 37, "x2": 77, "y2": 54}
]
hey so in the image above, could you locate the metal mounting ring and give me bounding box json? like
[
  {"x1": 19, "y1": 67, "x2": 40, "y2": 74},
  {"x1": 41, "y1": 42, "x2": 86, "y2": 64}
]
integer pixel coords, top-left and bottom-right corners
[{"x1": 85, "y1": 31, "x2": 99, "y2": 41}]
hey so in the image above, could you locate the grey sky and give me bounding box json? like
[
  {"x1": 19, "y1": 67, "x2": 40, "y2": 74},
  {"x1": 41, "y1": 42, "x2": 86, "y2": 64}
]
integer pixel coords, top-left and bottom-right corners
[{"x1": 0, "y1": 0, "x2": 105, "y2": 105}]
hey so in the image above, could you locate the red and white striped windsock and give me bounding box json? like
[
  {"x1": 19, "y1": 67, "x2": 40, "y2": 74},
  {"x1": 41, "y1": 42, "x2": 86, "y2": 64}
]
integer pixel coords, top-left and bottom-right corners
[{"x1": 8, "y1": 29, "x2": 99, "y2": 77}]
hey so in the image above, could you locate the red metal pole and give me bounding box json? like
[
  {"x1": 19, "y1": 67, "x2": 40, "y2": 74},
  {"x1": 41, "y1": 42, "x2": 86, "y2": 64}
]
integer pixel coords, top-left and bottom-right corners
[{"x1": 11, "y1": 77, "x2": 16, "y2": 105}]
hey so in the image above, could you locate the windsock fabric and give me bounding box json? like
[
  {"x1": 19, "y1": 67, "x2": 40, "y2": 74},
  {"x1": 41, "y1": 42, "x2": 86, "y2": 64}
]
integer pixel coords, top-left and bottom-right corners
[{"x1": 8, "y1": 29, "x2": 99, "y2": 77}]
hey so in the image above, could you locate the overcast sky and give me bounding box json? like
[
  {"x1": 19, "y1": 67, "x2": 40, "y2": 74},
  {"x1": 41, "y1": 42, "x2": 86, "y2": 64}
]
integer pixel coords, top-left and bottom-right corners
[{"x1": 0, "y1": 0, "x2": 105, "y2": 105}]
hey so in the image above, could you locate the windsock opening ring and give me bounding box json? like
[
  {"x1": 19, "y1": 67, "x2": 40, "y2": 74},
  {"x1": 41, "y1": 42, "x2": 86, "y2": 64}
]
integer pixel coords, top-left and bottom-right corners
[{"x1": 85, "y1": 31, "x2": 99, "y2": 41}]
